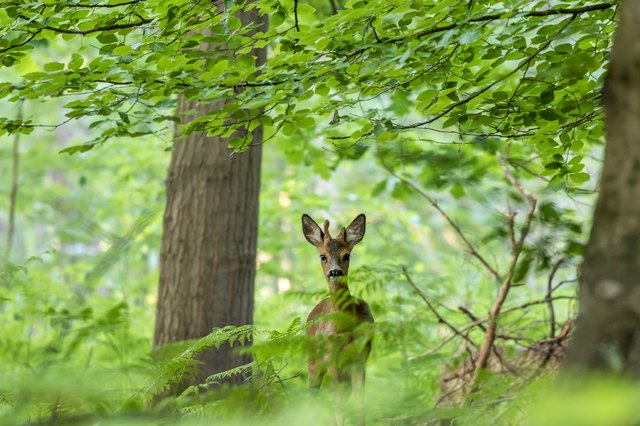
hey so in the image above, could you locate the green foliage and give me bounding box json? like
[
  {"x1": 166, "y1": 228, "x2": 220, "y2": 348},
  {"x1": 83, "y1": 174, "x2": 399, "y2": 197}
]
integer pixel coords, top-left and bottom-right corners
[
  {"x1": 0, "y1": 0, "x2": 614, "y2": 188},
  {"x1": 0, "y1": 0, "x2": 624, "y2": 424}
]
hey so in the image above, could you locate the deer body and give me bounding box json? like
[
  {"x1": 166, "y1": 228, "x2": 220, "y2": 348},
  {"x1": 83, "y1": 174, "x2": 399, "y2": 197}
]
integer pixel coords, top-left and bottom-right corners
[{"x1": 302, "y1": 214, "x2": 373, "y2": 426}]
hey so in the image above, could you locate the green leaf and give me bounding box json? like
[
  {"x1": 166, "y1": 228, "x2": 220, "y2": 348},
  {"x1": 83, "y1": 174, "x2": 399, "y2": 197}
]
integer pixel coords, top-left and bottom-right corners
[
  {"x1": 570, "y1": 140, "x2": 584, "y2": 152},
  {"x1": 539, "y1": 202, "x2": 560, "y2": 224},
  {"x1": 59, "y1": 143, "x2": 95, "y2": 155},
  {"x1": 315, "y1": 84, "x2": 329, "y2": 96},
  {"x1": 69, "y1": 53, "x2": 84, "y2": 71},
  {"x1": 296, "y1": 117, "x2": 315, "y2": 128},
  {"x1": 371, "y1": 179, "x2": 387, "y2": 196},
  {"x1": 282, "y1": 121, "x2": 294, "y2": 136},
  {"x1": 297, "y1": 4, "x2": 316, "y2": 15},
  {"x1": 492, "y1": 91, "x2": 508, "y2": 101},
  {"x1": 43, "y1": 62, "x2": 64, "y2": 72},
  {"x1": 271, "y1": 11, "x2": 285, "y2": 27},
  {"x1": 547, "y1": 174, "x2": 566, "y2": 191},
  {"x1": 451, "y1": 183, "x2": 465, "y2": 199},
  {"x1": 0, "y1": 8, "x2": 11, "y2": 26},
  {"x1": 544, "y1": 161, "x2": 563, "y2": 170},
  {"x1": 417, "y1": 89, "x2": 437, "y2": 103},
  {"x1": 157, "y1": 56, "x2": 173, "y2": 72},
  {"x1": 113, "y1": 45, "x2": 133, "y2": 56},
  {"x1": 97, "y1": 32, "x2": 118, "y2": 44},
  {"x1": 569, "y1": 172, "x2": 590, "y2": 184},
  {"x1": 540, "y1": 89, "x2": 555, "y2": 104},
  {"x1": 442, "y1": 116, "x2": 459, "y2": 128},
  {"x1": 512, "y1": 256, "x2": 533, "y2": 285},
  {"x1": 539, "y1": 109, "x2": 560, "y2": 121}
]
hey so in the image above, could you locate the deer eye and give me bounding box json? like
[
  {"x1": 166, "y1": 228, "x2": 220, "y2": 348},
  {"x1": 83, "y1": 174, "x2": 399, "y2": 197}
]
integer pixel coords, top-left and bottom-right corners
[
  {"x1": 343, "y1": 254, "x2": 351, "y2": 262},
  {"x1": 320, "y1": 254, "x2": 327, "y2": 262}
]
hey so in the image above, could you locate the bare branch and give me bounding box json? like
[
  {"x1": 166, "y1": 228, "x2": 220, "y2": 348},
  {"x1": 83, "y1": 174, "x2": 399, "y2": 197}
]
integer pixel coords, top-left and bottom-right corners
[
  {"x1": 474, "y1": 150, "x2": 538, "y2": 375},
  {"x1": 409, "y1": 294, "x2": 576, "y2": 361},
  {"x1": 403, "y1": 267, "x2": 477, "y2": 348},
  {"x1": 458, "y1": 306, "x2": 481, "y2": 326},
  {"x1": 385, "y1": 169, "x2": 501, "y2": 283},
  {"x1": 293, "y1": 0, "x2": 300, "y2": 32},
  {"x1": 546, "y1": 258, "x2": 566, "y2": 338}
]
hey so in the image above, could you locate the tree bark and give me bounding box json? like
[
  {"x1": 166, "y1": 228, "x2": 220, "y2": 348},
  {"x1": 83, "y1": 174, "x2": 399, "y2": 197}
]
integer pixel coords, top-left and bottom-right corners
[
  {"x1": 564, "y1": 1, "x2": 640, "y2": 374},
  {"x1": 153, "y1": 7, "x2": 266, "y2": 388}
]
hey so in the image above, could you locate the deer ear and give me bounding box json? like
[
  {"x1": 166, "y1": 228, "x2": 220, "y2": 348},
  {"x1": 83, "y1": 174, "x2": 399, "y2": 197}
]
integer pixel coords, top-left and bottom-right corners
[
  {"x1": 302, "y1": 214, "x2": 324, "y2": 247},
  {"x1": 345, "y1": 214, "x2": 366, "y2": 247}
]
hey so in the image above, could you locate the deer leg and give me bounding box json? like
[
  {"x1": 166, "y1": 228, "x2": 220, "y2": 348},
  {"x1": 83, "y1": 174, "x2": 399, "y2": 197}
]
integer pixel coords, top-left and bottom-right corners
[
  {"x1": 308, "y1": 359, "x2": 326, "y2": 389},
  {"x1": 329, "y1": 366, "x2": 352, "y2": 426},
  {"x1": 351, "y1": 363, "x2": 367, "y2": 426}
]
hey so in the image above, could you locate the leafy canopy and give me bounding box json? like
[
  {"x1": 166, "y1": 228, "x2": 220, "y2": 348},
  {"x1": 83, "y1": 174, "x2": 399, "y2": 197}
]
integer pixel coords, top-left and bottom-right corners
[{"x1": 0, "y1": 0, "x2": 615, "y2": 190}]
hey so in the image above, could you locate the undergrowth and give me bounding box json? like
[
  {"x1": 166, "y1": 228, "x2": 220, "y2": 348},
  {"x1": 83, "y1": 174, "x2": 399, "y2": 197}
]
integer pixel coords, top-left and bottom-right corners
[{"x1": 0, "y1": 253, "x2": 582, "y2": 426}]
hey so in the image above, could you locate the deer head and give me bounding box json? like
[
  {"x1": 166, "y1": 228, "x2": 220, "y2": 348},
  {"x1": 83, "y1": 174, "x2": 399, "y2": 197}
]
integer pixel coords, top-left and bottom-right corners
[{"x1": 301, "y1": 214, "x2": 366, "y2": 286}]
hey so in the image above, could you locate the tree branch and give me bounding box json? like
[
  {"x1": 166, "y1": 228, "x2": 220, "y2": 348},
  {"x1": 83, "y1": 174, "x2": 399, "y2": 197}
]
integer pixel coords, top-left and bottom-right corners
[
  {"x1": 409, "y1": 294, "x2": 576, "y2": 361},
  {"x1": 398, "y1": 17, "x2": 574, "y2": 130},
  {"x1": 69, "y1": 0, "x2": 143, "y2": 7},
  {"x1": 403, "y1": 266, "x2": 477, "y2": 348},
  {"x1": 546, "y1": 258, "x2": 565, "y2": 338},
  {"x1": 293, "y1": 0, "x2": 300, "y2": 32},
  {"x1": 0, "y1": 29, "x2": 42, "y2": 54},
  {"x1": 344, "y1": 3, "x2": 615, "y2": 63},
  {"x1": 40, "y1": 18, "x2": 152, "y2": 35},
  {"x1": 386, "y1": 170, "x2": 501, "y2": 283},
  {"x1": 399, "y1": 2, "x2": 616, "y2": 43},
  {"x1": 474, "y1": 150, "x2": 537, "y2": 375}
]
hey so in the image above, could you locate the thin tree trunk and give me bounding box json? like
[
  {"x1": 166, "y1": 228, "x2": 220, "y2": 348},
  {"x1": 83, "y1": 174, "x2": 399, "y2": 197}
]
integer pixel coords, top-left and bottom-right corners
[
  {"x1": 4, "y1": 103, "x2": 22, "y2": 262},
  {"x1": 564, "y1": 1, "x2": 640, "y2": 374},
  {"x1": 153, "y1": 6, "x2": 266, "y2": 388}
]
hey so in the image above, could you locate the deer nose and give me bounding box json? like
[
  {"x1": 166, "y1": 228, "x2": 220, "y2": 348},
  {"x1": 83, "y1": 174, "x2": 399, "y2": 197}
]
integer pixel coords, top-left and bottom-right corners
[{"x1": 328, "y1": 269, "x2": 344, "y2": 279}]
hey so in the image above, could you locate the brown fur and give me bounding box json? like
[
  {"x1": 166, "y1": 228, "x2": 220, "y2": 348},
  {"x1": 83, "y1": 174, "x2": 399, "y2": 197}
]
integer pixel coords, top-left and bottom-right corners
[{"x1": 302, "y1": 214, "x2": 373, "y2": 426}]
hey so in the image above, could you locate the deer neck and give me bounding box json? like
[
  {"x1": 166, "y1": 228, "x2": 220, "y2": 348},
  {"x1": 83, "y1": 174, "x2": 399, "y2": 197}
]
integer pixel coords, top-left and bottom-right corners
[{"x1": 327, "y1": 280, "x2": 351, "y2": 298}]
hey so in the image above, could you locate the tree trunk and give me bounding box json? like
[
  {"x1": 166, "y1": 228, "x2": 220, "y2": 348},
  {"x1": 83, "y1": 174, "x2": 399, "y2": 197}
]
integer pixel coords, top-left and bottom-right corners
[
  {"x1": 153, "y1": 7, "x2": 266, "y2": 388},
  {"x1": 564, "y1": 1, "x2": 640, "y2": 374}
]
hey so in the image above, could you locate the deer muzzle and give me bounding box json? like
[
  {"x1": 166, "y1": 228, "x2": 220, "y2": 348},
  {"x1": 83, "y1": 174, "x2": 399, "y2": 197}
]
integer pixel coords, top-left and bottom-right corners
[{"x1": 328, "y1": 269, "x2": 344, "y2": 280}]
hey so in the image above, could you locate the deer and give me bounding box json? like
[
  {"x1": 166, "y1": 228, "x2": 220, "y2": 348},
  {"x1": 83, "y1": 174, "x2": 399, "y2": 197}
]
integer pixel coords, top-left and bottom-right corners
[{"x1": 301, "y1": 213, "x2": 374, "y2": 426}]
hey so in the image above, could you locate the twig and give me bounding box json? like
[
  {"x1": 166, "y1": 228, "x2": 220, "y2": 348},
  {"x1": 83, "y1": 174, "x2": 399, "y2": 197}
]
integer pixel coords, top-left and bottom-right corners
[
  {"x1": 345, "y1": 3, "x2": 615, "y2": 62},
  {"x1": 397, "y1": 18, "x2": 574, "y2": 130},
  {"x1": 552, "y1": 277, "x2": 578, "y2": 293},
  {"x1": 409, "y1": 295, "x2": 576, "y2": 361},
  {"x1": 458, "y1": 306, "x2": 482, "y2": 328},
  {"x1": 293, "y1": 0, "x2": 300, "y2": 32},
  {"x1": 546, "y1": 258, "x2": 565, "y2": 338},
  {"x1": 399, "y1": 2, "x2": 615, "y2": 43},
  {"x1": 491, "y1": 345, "x2": 517, "y2": 374},
  {"x1": 72, "y1": 0, "x2": 143, "y2": 7},
  {"x1": 506, "y1": 211, "x2": 516, "y2": 252},
  {"x1": 474, "y1": 150, "x2": 537, "y2": 376},
  {"x1": 328, "y1": 0, "x2": 338, "y2": 15},
  {"x1": 387, "y1": 170, "x2": 501, "y2": 283},
  {"x1": 501, "y1": 295, "x2": 575, "y2": 316},
  {"x1": 402, "y1": 267, "x2": 477, "y2": 348},
  {"x1": 41, "y1": 19, "x2": 152, "y2": 35}
]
